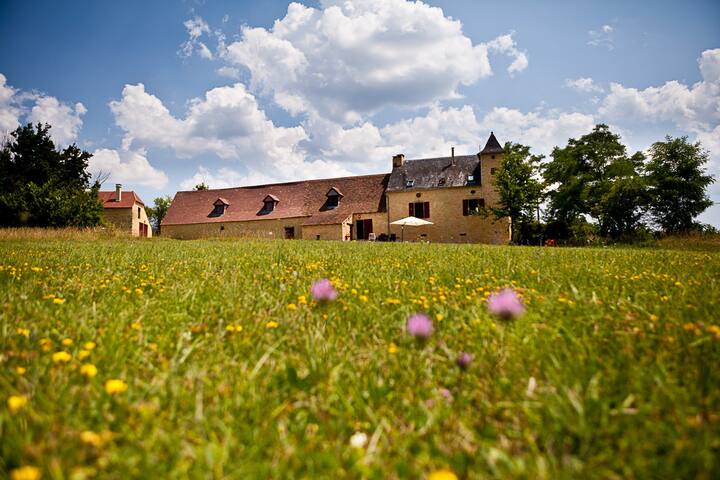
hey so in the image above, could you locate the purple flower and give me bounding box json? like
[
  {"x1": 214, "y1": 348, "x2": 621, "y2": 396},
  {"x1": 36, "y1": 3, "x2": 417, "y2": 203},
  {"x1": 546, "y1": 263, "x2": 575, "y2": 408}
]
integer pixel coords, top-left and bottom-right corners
[
  {"x1": 486, "y1": 288, "x2": 525, "y2": 320},
  {"x1": 310, "y1": 278, "x2": 338, "y2": 302},
  {"x1": 406, "y1": 313, "x2": 434, "y2": 339},
  {"x1": 456, "y1": 352, "x2": 473, "y2": 369}
]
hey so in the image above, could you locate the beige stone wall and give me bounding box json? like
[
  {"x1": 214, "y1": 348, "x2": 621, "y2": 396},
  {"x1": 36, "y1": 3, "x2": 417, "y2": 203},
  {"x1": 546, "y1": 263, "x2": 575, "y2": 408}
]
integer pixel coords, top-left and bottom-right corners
[
  {"x1": 351, "y1": 212, "x2": 389, "y2": 239},
  {"x1": 385, "y1": 161, "x2": 511, "y2": 244},
  {"x1": 104, "y1": 204, "x2": 152, "y2": 238},
  {"x1": 131, "y1": 204, "x2": 152, "y2": 238},
  {"x1": 301, "y1": 223, "x2": 344, "y2": 241},
  {"x1": 162, "y1": 217, "x2": 307, "y2": 240}
]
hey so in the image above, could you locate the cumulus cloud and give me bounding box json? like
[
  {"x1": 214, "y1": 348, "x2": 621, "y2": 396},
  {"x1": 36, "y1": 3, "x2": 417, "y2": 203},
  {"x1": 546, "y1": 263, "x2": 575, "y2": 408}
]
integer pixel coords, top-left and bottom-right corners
[
  {"x1": 216, "y1": 66, "x2": 240, "y2": 79},
  {"x1": 485, "y1": 32, "x2": 529, "y2": 76},
  {"x1": 588, "y1": 24, "x2": 614, "y2": 50},
  {"x1": 565, "y1": 77, "x2": 604, "y2": 93},
  {"x1": 89, "y1": 148, "x2": 168, "y2": 189},
  {"x1": 179, "y1": 16, "x2": 213, "y2": 59},
  {"x1": 221, "y1": 0, "x2": 527, "y2": 123},
  {"x1": 0, "y1": 73, "x2": 21, "y2": 134}
]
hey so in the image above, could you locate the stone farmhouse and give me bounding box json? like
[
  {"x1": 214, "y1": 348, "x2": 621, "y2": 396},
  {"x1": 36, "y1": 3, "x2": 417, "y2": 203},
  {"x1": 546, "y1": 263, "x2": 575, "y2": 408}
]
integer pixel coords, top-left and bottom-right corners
[
  {"x1": 162, "y1": 133, "x2": 510, "y2": 244},
  {"x1": 99, "y1": 184, "x2": 152, "y2": 238}
]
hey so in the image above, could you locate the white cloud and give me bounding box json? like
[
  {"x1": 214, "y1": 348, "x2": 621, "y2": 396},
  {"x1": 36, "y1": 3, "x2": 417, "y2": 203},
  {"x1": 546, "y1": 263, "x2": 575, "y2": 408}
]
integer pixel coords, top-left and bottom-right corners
[
  {"x1": 180, "y1": 165, "x2": 279, "y2": 190},
  {"x1": 565, "y1": 77, "x2": 604, "y2": 93},
  {"x1": 0, "y1": 73, "x2": 21, "y2": 135},
  {"x1": 485, "y1": 32, "x2": 529, "y2": 76},
  {"x1": 588, "y1": 24, "x2": 614, "y2": 50},
  {"x1": 27, "y1": 96, "x2": 86, "y2": 145},
  {"x1": 216, "y1": 66, "x2": 240, "y2": 79},
  {"x1": 179, "y1": 16, "x2": 212, "y2": 58},
  {"x1": 222, "y1": 0, "x2": 518, "y2": 123},
  {"x1": 89, "y1": 148, "x2": 168, "y2": 189}
]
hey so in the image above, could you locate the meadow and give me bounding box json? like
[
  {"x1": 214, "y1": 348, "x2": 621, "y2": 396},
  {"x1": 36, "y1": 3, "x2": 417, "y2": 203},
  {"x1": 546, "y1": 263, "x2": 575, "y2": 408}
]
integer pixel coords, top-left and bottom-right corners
[{"x1": 1, "y1": 235, "x2": 719, "y2": 479}]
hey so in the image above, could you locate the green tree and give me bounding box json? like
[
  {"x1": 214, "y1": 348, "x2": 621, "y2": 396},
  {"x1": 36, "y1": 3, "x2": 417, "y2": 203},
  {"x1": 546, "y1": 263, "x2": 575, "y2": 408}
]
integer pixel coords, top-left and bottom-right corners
[
  {"x1": 544, "y1": 124, "x2": 649, "y2": 239},
  {"x1": 147, "y1": 195, "x2": 173, "y2": 235},
  {"x1": 0, "y1": 123, "x2": 103, "y2": 227},
  {"x1": 646, "y1": 136, "x2": 714, "y2": 233},
  {"x1": 489, "y1": 142, "x2": 544, "y2": 243},
  {"x1": 194, "y1": 182, "x2": 209, "y2": 191}
]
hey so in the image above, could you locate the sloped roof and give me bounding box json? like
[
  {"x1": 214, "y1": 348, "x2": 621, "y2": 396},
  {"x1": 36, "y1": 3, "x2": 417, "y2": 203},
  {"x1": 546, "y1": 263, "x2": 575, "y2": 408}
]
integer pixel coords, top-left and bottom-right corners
[
  {"x1": 162, "y1": 174, "x2": 389, "y2": 226},
  {"x1": 480, "y1": 132, "x2": 504, "y2": 155},
  {"x1": 98, "y1": 191, "x2": 145, "y2": 208},
  {"x1": 387, "y1": 154, "x2": 481, "y2": 192},
  {"x1": 214, "y1": 197, "x2": 230, "y2": 206}
]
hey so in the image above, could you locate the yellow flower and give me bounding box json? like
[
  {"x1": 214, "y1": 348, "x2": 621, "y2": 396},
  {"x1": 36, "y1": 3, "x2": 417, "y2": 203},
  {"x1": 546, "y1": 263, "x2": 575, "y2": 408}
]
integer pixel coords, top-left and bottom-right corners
[
  {"x1": 388, "y1": 342, "x2": 398, "y2": 354},
  {"x1": 8, "y1": 394, "x2": 28, "y2": 413},
  {"x1": 80, "y1": 363, "x2": 98, "y2": 378},
  {"x1": 105, "y1": 379, "x2": 128, "y2": 395},
  {"x1": 134, "y1": 288, "x2": 143, "y2": 295},
  {"x1": 16, "y1": 366, "x2": 27, "y2": 375},
  {"x1": 428, "y1": 469, "x2": 458, "y2": 480},
  {"x1": 287, "y1": 303, "x2": 297, "y2": 311},
  {"x1": 39, "y1": 338, "x2": 52, "y2": 351},
  {"x1": 298, "y1": 295, "x2": 307, "y2": 305},
  {"x1": 358, "y1": 295, "x2": 368, "y2": 302},
  {"x1": 266, "y1": 321, "x2": 279, "y2": 329},
  {"x1": 62, "y1": 338, "x2": 73, "y2": 346},
  {"x1": 226, "y1": 325, "x2": 243, "y2": 333},
  {"x1": 83, "y1": 341, "x2": 96, "y2": 350},
  {"x1": 131, "y1": 321, "x2": 142, "y2": 330},
  {"x1": 52, "y1": 351, "x2": 72, "y2": 363},
  {"x1": 385, "y1": 298, "x2": 401, "y2": 305},
  {"x1": 78, "y1": 350, "x2": 91, "y2": 360},
  {"x1": 649, "y1": 314, "x2": 659, "y2": 322},
  {"x1": 80, "y1": 430, "x2": 111, "y2": 447},
  {"x1": 435, "y1": 314, "x2": 444, "y2": 322},
  {"x1": 53, "y1": 297, "x2": 65, "y2": 305},
  {"x1": 16, "y1": 327, "x2": 30, "y2": 337},
  {"x1": 10, "y1": 466, "x2": 41, "y2": 480}
]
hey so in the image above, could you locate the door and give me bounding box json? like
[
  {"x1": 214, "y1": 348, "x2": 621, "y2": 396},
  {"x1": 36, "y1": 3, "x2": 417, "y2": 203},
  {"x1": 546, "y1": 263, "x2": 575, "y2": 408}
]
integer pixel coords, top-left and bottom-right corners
[{"x1": 355, "y1": 219, "x2": 373, "y2": 240}]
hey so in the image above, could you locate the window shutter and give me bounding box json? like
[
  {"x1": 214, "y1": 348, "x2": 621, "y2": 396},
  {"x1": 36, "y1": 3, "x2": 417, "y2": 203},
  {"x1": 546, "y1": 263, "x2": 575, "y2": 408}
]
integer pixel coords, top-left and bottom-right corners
[
  {"x1": 462, "y1": 199, "x2": 469, "y2": 216},
  {"x1": 424, "y1": 202, "x2": 430, "y2": 219},
  {"x1": 409, "y1": 203, "x2": 414, "y2": 216}
]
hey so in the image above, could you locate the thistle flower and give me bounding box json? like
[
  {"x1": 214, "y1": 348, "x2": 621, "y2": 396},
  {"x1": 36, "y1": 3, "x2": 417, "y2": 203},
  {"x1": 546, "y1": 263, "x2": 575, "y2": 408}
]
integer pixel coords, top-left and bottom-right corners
[
  {"x1": 406, "y1": 313, "x2": 434, "y2": 339},
  {"x1": 456, "y1": 352, "x2": 473, "y2": 369},
  {"x1": 486, "y1": 288, "x2": 525, "y2": 320},
  {"x1": 310, "y1": 278, "x2": 338, "y2": 302}
]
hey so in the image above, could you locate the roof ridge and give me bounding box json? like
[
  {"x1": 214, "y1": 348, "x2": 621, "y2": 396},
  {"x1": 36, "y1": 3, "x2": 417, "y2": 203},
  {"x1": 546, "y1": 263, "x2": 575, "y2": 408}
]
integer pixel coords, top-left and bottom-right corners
[{"x1": 176, "y1": 172, "x2": 390, "y2": 193}]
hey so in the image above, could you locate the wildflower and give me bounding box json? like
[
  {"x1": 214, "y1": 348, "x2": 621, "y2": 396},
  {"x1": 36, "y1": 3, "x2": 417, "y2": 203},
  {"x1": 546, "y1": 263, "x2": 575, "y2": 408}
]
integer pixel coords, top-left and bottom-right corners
[
  {"x1": 131, "y1": 321, "x2": 142, "y2": 330},
  {"x1": 134, "y1": 288, "x2": 143, "y2": 295},
  {"x1": 298, "y1": 295, "x2": 307, "y2": 305},
  {"x1": 388, "y1": 342, "x2": 398, "y2": 354},
  {"x1": 80, "y1": 363, "x2": 98, "y2": 378},
  {"x1": 53, "y1": 298, "x2": 65, "y2": 305},
  {"x1": 486, "y1": 288, "x2": 525, "y2": 320},
  {"x1": 311, "y1": 278, "x2": 338, "y2": 302},
  {"x1": 385, "y1": 298, "x2": 401, "y2": 305},
  {"x1": 39, "y1": 338, "x2": 52, "y2": 351},
  {"x1": 52, "y1": 351, "x2": 72, "y2": 363},
  {"x1": 16, "y1": 327, "x2": 30, "y2": 337},
  {"x1": 226, "y1": 324, "x2": 243, "y2": 332},
  {"x1": 266, "y1": 321, "x2": 279, "y2": 329},
  {"x1": 406, "y1": 313, "x2": 434, "y2": 339},
  {"x1": 349, "y1": 431, "x2": 368, "y2": 449},
  {"x1": 83, "y1": 341, "x2": 96, "y2": 350},
  {"x1": 359, "y1": 295, "x2": 368, "y2": 302},
  {"x1": 428, "y1": 469, "x2": 458, "y2": 480},
  {"x1": 78, "y1": 350, "x2": 91, "y2": 360},
  {"x1": 80, "y1": 430, "x2": 102, "y2": 446},
  {"x1": 456, "y1": 352, "x2": 473, "y2": 369},
  {"x1": 8, "y1": 394, "x2": 28, "y2": 413},
  {"x1": 649, "y1": 314, "x2": 659, "y2": 322},
  {"x1": 10, "y1": 466, "x2": 41, "y2": 480},
  {"x1": 105, "y1": 379, "x2": 128, "y2": 395},
  {"x1": 287, "y1": 303, "x2": 297, "y2": 311},
  {"x1": 435, "y1": 314, "x2": 444, "y2": 322},
  {"x1": 16, "y1": 366, "x2": 26, "y2": 375},
  {"x1": 62, "y1": 338, "x2": 73, "y2": 346}
]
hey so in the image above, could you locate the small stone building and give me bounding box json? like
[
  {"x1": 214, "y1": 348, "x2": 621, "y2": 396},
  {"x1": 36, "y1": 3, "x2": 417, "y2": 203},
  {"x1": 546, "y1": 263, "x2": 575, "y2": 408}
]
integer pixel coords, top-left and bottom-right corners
[
  {"x1": 162, "y1": 133, "x2": 510, "y2": 244},
  {"x1": 99, "y1": 184, "x2": 152, "y2": 237}
]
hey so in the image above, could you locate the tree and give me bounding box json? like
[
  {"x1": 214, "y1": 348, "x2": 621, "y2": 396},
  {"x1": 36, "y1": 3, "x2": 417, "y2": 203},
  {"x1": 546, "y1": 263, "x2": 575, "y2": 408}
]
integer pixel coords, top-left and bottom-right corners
[
  {"x1": 147, "y1": 195, "x2": 173, "y2": 235},
  {"x1": 543, "y1": 124, "x2": 650, "y2": 239},
  {"x1": 488, "y1": 142, "x2": 544, "y2": 243},
  {"x1": 646, "y1": 136, "x2": 714, "y2": 233},
  {"x1": 194, "y1": 182, "x2": 209, "y2": 191},
  {"x1": 0, "y1": 123, "x2": 103, "y2": 227}
]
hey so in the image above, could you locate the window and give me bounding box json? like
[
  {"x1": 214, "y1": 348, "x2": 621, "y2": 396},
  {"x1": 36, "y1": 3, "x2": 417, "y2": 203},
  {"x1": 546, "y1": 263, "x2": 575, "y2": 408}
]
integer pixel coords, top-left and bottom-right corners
[
  {"x1": 325, "y1": 187, "x2": 343, "y2": 209},
  {"x1": 137, "y1": 207, "x2": 141, "y2": 219},
  {"x1": 467, "y1": 174, "x2": 476, "y2": 185},
  {"x1": 212, "y1": 204, "x2": 225, "y2": 216},
  {"x1": 284, "y1": 227, "x2": 295, "y2": 239},
  {"x1": 316, "y1": 234, "x2": 321, "y2": 240},
  {"x1": 405, "y1": 179, "x2": 414, "y2": 188},
  {"x1": 462, "y1": 198, "x2": 485, "y2": 216},
  {"x1": 409, "y1": 201, "x2": 430, "y2": 219},
  {"x1": 490, "y1": 167, "x2": 497, "y2": 175},
  {"x1": 261, "y1": 195, "x2": 279, "y2": 214}
]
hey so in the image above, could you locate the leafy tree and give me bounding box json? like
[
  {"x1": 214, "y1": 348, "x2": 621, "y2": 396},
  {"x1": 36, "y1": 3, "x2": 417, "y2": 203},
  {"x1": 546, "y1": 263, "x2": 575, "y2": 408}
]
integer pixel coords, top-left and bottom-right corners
[
  {"x1": 194, "y1": 182, "x2": 209, "y2": 191},
  {"x1": 646, "y1": 136, "x2": 714, "y2": 233},
  {"x1": 0, "y1": 123, "x2": 103, "y2": 227},
  {"x1": 147, "y1": 195, "x2": 173, "y2": 234},
  {"x1": 488, "y1": 142, "x2": 544, "y2": 243},
  {"x1": 544, "y1": 124, "x2": 650, "y2": 239}
]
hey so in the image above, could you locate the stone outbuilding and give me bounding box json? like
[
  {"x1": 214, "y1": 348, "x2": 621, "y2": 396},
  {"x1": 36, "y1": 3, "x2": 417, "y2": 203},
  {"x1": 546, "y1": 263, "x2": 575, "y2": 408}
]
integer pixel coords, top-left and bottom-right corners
[{"x1": 98, "y1": 184, "x2": 152, "y2": 237}]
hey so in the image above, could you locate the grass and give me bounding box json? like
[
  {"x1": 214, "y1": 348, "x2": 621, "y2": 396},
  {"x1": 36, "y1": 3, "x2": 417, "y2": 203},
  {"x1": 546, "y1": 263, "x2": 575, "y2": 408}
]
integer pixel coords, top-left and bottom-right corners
[{"x1": 1, "y1": 235, "x2": 719, "y2": 479}]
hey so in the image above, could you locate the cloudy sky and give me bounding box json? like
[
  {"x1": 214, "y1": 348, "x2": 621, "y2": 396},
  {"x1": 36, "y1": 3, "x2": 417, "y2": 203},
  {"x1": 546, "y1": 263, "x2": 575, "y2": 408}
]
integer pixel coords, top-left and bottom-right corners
[{"x1": 1, "y1": 0, "x2": 719, "y2": 225}]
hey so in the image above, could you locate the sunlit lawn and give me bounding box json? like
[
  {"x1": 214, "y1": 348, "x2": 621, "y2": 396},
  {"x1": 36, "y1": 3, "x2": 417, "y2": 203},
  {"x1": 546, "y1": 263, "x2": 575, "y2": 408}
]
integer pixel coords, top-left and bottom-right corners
[{"x1": 1, "y1": 236, "x2": 719, "y2": 479}]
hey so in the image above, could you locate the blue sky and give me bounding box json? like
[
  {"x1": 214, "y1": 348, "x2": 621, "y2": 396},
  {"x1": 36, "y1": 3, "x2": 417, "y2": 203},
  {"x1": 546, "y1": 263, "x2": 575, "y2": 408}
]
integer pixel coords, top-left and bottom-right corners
[{"x1": 1, "y1": 0, "x2": 719, "y2": 225}]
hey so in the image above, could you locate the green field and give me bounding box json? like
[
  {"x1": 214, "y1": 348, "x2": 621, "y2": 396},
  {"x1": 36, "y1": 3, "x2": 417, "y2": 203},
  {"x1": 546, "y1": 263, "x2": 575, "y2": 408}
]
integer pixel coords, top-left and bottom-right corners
[{"x1": 1, "y1": 237, "x2": 719, "y2": 479}]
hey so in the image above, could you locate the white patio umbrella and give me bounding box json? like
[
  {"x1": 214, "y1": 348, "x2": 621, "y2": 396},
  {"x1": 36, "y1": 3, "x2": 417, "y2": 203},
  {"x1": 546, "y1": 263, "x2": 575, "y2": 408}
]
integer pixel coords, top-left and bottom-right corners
[{"x1": 390, "y1": 216, "x2": 434, "y2": 241}]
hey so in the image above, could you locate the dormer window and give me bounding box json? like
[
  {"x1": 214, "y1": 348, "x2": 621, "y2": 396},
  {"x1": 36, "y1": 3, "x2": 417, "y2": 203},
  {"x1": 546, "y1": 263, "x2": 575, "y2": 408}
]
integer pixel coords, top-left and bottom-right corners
[
  {"x1": 467, "y1": 174, "x2": 477, "y2": 185},
  {"x1": 325, "y1": 187, "x2": 343, "y2": 209},
  {"x1": 406, "y1": 179, "x2": 414, "y2": 188},
  {"x1": 262, "y1": 194, "x2": 279, "y2": 213},
  {"x1": 211, "y1": 198, "x2": 230, "y2": 217}
]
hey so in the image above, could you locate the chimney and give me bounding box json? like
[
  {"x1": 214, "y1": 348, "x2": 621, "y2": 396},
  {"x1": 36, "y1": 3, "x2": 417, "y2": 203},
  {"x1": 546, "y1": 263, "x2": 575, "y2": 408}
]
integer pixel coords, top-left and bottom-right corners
[
  {"x1": 451, "y1": 147, "x2": 455, "y2": 165},
  {"x1": 115, "y1": 184, "x2": 122, "y2": 202},
  {"x1": 392, "y1": 153, "x2": 405, "y2": 168}
]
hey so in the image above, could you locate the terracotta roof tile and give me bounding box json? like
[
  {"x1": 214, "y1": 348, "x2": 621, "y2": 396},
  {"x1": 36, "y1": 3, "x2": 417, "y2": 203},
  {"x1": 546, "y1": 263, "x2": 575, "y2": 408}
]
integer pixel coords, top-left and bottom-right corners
[{"x1": 98, "y1": 191, "x2": 145, "y2": 208}]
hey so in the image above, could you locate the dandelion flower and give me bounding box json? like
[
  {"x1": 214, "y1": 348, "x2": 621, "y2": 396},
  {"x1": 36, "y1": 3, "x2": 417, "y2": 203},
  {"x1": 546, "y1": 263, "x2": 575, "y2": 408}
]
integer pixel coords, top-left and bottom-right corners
[
  {"x1": 287, "y1": 303, "x2": 297, "y2": 311},
  {"x1": 62, "y1": 338, "x2": 73, "y2": 346},
  {"x1": 388, "y1": 342, "x2": 398, "y2": 354},
  {"x1": 53, "y1": 297, "x2": 65, "y2": 305},
  {"x1": 428, "y1": 469, "x2": 458, "y2": 480},
  {"x1": 80, "y1": 363, "x2": 98, "y2": 378},
  {"x1": 8, "y1": 394, "x2": 28, "y2": 413},
  {"x1": 83, "y1": 341, "x2": 96, "y2": 350},
  {"x1": 78, "y1": 350, "x2": 91, "y2": 360},
  {"x1": 39, "y1": 338, "x2": 52, "y2": 351},
  {"x1": 310, "y1": 278, "x2": 338, "y2": 302},
  {"x1": 16, "y1": 366, "x2": 27, "y2": 375},
  {"x1": 486, "y1": 288, "x2": 525, "y2": 320},
  {"x1": 406, "y1": 313, "x2": 434, "y2": 339},
  {"x1": 456, "y1": 352, "x2": 473, "y2": 369},
  {"x1": 349, "y1": 431, "x2": 368, "y2": 449},
  {"x1": 16, "y1": 327, "x2": 30, "y2": 337},
  {"x1": 10, "y1": 466, "x2": 41, "y2": 480},
  {"x1": 52, "y1": 351, "x2": 72, "y2": 363},
  {"x1": 266, "y1": 321, "x2": 279, "y2": 329},
  {"x1": 105, "y1": 379, "x2": 128, "y2": 395}
]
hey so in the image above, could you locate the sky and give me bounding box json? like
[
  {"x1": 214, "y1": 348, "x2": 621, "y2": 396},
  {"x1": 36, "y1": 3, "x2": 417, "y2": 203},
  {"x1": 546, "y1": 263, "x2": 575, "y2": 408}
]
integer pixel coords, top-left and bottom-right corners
[{"x1": 1, "y1": 0, "x2": 719, "y2": 225}]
